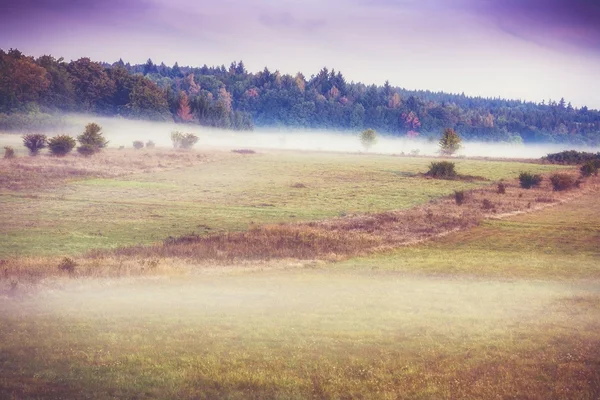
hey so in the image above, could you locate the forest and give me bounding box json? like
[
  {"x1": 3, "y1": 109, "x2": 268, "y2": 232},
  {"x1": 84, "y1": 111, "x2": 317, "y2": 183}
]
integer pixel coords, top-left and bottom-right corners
[{"x1": 1, "y1": 48, "x2": 600, "y2": 145}]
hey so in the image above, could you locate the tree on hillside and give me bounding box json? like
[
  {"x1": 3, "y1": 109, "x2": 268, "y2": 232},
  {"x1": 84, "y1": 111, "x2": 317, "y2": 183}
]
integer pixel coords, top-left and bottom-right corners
[
  {"x1": 2, "y1": 48, "x2": 600, "y2": 144},
  {"x1": 143, "y1": 58, "x2": 158, "y2": 75},
  {"x1": 0, "y1": 49, "x2": 50, "y2": 110},
  {"x1": 360, "y1": 128, "x2": 377, "y2": 151},
  {"x1": 439, "y1": 128, "x2": 462, "y2": 156},
  {"x1": 67, "y1": 58, "x2": 115, "y2": 112},
  {"x1": 37, "y1": 55, "x2": 75, "y2": 110},
  {"x1": 177, "y1": 92, "x2": 193, "y2": 122}
]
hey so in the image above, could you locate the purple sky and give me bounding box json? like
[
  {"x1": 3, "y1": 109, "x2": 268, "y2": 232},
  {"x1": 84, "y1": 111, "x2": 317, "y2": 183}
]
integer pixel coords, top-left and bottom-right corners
[{"x1": 2, "y1": 0, "x2": 600, "y2": 108}]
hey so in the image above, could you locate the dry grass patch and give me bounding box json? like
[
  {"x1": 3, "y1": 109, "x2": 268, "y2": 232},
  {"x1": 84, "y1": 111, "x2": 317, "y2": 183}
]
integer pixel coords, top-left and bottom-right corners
[{"x1": 0, "y1": 148, "x2": 233, "y2": 190}]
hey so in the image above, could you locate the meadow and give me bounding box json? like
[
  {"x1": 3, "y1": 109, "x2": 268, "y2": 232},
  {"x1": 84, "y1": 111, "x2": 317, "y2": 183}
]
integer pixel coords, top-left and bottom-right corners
[
  {"x1": 0, "y1": 141, "x2": 598, "y2": 399},
  {"x1": 0, "y1": 148, "x2": 561, "y2": 258}
]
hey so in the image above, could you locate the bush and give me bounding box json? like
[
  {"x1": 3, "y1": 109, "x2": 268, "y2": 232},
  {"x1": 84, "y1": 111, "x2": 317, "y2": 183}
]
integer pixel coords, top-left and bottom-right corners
[
  {"x1": 3, "y1": 146, "x2": 15, "y2": 159},
  {"x1": 519, "y1": 172, "x2": 543, "y2": 189},
  {"x1": 454, "y1": 190, "x2": 465, "y2": 205},
  {"x1": 133, "y1": 140, "x2": 144, "y2": 149},
  {"x1": 146, "y1": 140, "x2": 156, "y2": 149},
  {"x1": 171, "y1": 131, "x2": 183, "y2": 148},
  {"x1": 580, "y1": 160, "x2": 599, "y2": 177},
  {"x1": 426, "y1": 161, "x2": 457, "y2": 179},
  {"x1": 482, "y1": 198, "x2": 494, "y2": 210},
  {"x1": 171, "y1": 131, "x2": 198, "y2": 149},
  {"x1": 550, "y1": 173, "x2": 576, "y2": 191},
  {"x1": 58, "y1": 257, "x2": 77, "y2": 274},
  {"x1": 543, "y1": 150, "x2": 600, "y2": 165},
  {"x1": 77, "y1": 123, "x2": 108, "y2": 154},
  {"x1": 48, "y1": 135, "x2": 76, "y2": 156},
  {"x1": 77, "y1": 144, "x2": 97, "y2": 156},
  {"x1": 181, "y1": 133, "x2": 198, "y2": 149},
  {"x1": 497, "y1": 182, "x2": 506, "y2": 194},
  {"x1": 22, "y1": 133, "x2": 47, "y2": 155}
]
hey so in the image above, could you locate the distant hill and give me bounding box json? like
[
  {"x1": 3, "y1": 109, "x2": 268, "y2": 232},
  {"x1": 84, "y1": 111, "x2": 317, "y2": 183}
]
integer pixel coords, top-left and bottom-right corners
[{"x1": 1, "y1": 48, "x2": 599, "y2": 145}]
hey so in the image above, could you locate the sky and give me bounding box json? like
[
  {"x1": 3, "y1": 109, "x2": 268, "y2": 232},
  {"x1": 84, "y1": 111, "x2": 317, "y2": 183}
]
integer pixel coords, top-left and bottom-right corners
[{"x1": 1, "y1": 0, "x2": 600, "y2": 108}]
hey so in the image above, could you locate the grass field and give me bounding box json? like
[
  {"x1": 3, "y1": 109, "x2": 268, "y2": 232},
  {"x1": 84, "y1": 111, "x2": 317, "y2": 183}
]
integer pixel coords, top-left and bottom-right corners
[
  {"x1": 0, "y1": 149, "x2": 562, "y2": 258},
  {"x1": 340, "y1": 189, "x2": 600, "y2": 280},
  {"x1": 1, "y1": 146, "x2": 598, "y2": 399},
  {"x1": 1, "y1": 191, "x2": 599, "y2": 399}
]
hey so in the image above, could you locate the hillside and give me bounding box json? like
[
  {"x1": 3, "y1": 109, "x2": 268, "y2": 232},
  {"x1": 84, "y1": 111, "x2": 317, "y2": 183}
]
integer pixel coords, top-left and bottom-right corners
[{"x1": 2, "y1": 48, "x2": 600, "y2": 145}]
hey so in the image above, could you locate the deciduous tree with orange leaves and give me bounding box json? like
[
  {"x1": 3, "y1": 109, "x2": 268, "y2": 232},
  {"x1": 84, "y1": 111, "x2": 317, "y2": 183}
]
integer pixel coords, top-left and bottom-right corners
[{"x1": 177, "y1": 92, "x2": 193, "y2": 122}]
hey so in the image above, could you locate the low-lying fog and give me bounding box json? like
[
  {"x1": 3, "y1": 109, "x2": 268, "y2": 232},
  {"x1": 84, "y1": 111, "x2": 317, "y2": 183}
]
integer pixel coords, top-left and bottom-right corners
[
  {"x1": 5, "y1": 113, "x2": 598, "y2": 159},
  {"x1": 3, "y1": 271, "x2": 593, "y2": 335}
]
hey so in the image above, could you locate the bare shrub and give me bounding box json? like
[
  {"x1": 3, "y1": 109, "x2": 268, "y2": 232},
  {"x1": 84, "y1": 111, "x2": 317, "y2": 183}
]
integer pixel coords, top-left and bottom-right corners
[
  {"x1": 133, "y1": 140, "x2": 144, "y2": 149},
  {"x1": 550, "y1": 173, "x2": 576, "y2": 191},
  {"x1": 497, "y1": 182, "x2": 506, "y2": 194},
  {"x1": 482, "y1": 199, "x2": 494, "y2": 210},
  {"x1": 454, "y1": 190, "x2": 465, "y2": 205},
  {"x1": 22, "y1": 133, "x2": 47, "y2": 155},
  {"x1": 146, "y1": 140, "x2": 156, "y2": 149},
  {"x1": 3, "y1": 146, "x2": 15, "y2": 159},
  {"x1": 58, "y1": 257, "x2": 78, "y2": 274},
  {"x1": 232, "y1": 149, "x2": 256, "y2": 154}
]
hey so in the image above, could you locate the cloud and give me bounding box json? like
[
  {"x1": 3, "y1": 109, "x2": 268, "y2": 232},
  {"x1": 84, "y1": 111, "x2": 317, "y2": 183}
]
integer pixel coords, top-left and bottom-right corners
[
  {"x1": 258, "y1": 12, "x2": 326, "y2": 33},
  {"x1": 1, "y1": 0, "x2": 148, "y2": 20},
  {"x1": 471, "y1": 0, "x2": 600, "y2": 51},
  {"x1": 352, "y1": 0, "x2": 600, "y2": 51}
]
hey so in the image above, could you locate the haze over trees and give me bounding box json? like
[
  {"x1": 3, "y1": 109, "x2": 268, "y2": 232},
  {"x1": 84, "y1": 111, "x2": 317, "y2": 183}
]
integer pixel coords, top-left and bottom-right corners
[{"x1": 1, "y1": 48, "x2": 600, "y2": 145}]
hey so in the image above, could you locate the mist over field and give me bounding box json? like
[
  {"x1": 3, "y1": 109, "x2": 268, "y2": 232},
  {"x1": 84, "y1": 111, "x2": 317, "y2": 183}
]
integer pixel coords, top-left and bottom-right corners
[
  {"x1": 8, "y1": 272, "x2": 588, "y2": 332},
  {"x1": 2, "y1": 0, "x2": 600, "y2": 397},
  {"x1": 5, "y1": 113, "x2": 596, "y2": 160}
]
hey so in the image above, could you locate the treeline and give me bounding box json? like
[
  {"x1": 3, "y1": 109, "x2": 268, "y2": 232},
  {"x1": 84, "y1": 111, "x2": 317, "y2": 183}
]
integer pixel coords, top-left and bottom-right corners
[
  {"x1": 2, "y1": 48, "x2": 600, "y2": 145},
  {"x1": 543, "y1": 150, "x2": 600, "y2": 165}
]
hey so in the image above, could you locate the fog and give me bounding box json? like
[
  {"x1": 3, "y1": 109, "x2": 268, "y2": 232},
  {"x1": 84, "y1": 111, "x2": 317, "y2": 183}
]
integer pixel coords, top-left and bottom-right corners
[
  {"x1": 4, "y1": 113, "x2": 599, "y2": 159},
  {"x1": 3, "y1": 271, "x2": 590, "y2": 336}
]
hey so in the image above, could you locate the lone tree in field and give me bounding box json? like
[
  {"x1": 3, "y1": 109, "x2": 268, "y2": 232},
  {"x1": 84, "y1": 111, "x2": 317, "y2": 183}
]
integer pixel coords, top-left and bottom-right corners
[
  {"x1": 77, "y1": 123, "x2": 108, "y2": 155},
  {"x1": 360, "y1": 128, "x2": 377, "y2": 151},
  {"x1": 439, "y1": 128, "x2": 462, "y2": 156},
  {"x1": 22, "y1": 134, "x2": 47, "y2": 155}
]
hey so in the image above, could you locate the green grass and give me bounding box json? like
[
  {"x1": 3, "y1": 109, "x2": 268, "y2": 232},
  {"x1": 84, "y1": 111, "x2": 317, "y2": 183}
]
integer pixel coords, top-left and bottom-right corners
[{"x1": 0, "y1": 151, "x2": 563, "y2": 257}]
